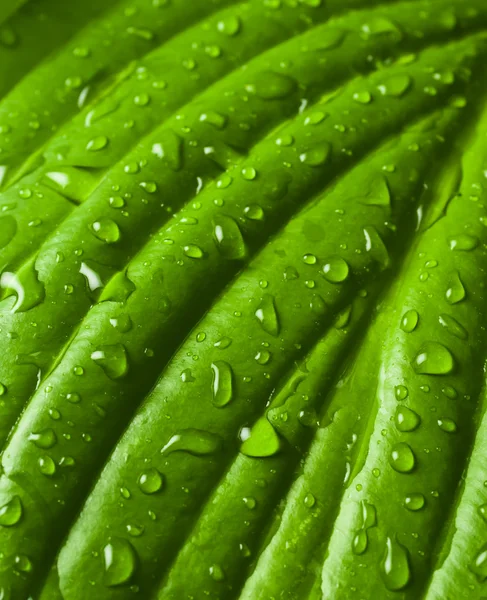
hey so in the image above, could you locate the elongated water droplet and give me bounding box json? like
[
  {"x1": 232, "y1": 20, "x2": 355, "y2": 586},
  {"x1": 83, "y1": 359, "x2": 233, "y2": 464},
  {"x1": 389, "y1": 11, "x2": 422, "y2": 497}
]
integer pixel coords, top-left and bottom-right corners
[
  {"x1": 299, "y1": 143, "x2": 331, "y2": 167},
  {"x1": 322, "y1": 256, "x2": 349, "y2": 283},
  {"x1": 352, "y1": 500, "x2": 377, "y2": 555},
  {"x1": 161, "y1": 429, "x2": 222, "y2": 456},
  {"x1": 445, "y1": 271, "x2": 465, "y2": 304},
  {"x1": 255, "y1": 295, "x2": 280, "y2": 336},
  {"x1": 91, "y1": 344, "x2": 129, "y2": 379},
  {"x1": 437, "y1": 417, "x2": 457, "y2": 433},
  {"x1": 378, "y1": 74, "x2": 411, "y2": 97},
  {"x1": 389, "y1": 442, "x2": 415, "y2": 473},
  {"x1": 211, "y1": 361, "x2": 233, "y2": 407},
  {"x1": 471, "y1": 543, "x2": 487, "y2": 582},
  {"x1": 138, "y1": 468, "x2": 164, "y2": 494},
  {"x1": 38, "y1": 455, "x2": 56, "y2": 477},
  {"x1": 246, "y1": 71, "x2": 296, "y2": 100},
  {"x1": 213, "y1": 215, "x2": 247, "y2": 259},
  {"x1": 103, "y1": 537, "x2": 137, "y2": 587},
  {"x1": 401, "y1": 310, "x2": 419, "y2": 333},
  {"x1": 448, "y1": 234, "x2": 478, "y2": 251},
  {"x1": 183, "y1": 244, "x2": 204, "y2": 259},
  {"x1": 151, "y1": 130, "x2": 183, "y2": 171},
  {"x1": 381, "y1": 537, "x2": 411, "y2": 591},
  {"x1": 0, "y1": 495, "x2": 23, "y2": 526},
  {"x1": 413, "y1": 342, "x2": 454, "y2": 375},
  {"x1": 240, "y1": 418, "x2": 281, "y2": 458},
  {"x1": 363, "y1": 226, "x2": 390, "y2": 268},
  {"x1": 86, "y1": 135, "x2": 109, "y2": 151},
  {"x1": 438, "y1": 313, "x2": 468, "y2": 340}
]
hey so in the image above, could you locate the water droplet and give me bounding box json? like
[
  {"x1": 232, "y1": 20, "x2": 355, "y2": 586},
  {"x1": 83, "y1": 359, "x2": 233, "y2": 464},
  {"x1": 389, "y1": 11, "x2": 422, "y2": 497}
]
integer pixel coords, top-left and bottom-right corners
[
  {"x1": 363, "y1": 226, "x2": 390, "y2": 268},
  {"x1": 389, "y1": 442, "x2": 415, "y2": 473},
  {"x1": 413, "y1": 342, "x2": 454, "y2": 375},
  {"x1": 151, "y1": 130, "x2": 183, "y2": 171},
  {"x1": 244, "y1": 204, "x2": 264, "y2": 220},
  {"x1": 138, "y1": 468, "x2": 164, "y2": 494},
  {"x1": 214, "y1": 336, "x2": 232, "y2": 349},
  {"x1": 404, "y1": 493, "x2": 425, "y2": 511},
  {"x1": 241, "y1": 167, "x2": 257, "y2": 181},
  {"x1": 0, "y1": 495, "x2": 23, "y2": 526},
  {"x1": 381, "y1": 536, "x2": 411, "y2": 591},
  {"x1": 322, "y1": 256, "x2": 349, "y2": 283},
  {"x1": 86, "y1": 135, "x2": 109, "y2": 152},
  {"x1": 80, "y1": 262, "x2": 103, "y2": 293},
  {"x1": 209, "y1": 564, "x2": 225, "y2": 581},
  {"x1": 395, "y1": 385, "x2": 409, "y2": 401},
  {"x1": 200, "y1": 111, "x2": 226, "y2": 130},
  {"x1": 299, "y1": 143, "x2": 331, "y2": 167},
  {"x1": 437, "y1": 418, "x2": 457, "y2": 433},
  {"x1": 303, "y1": 254, "x2": 317, "y2": 265},
  {"x1": 1, "y1": 265, "x2": 45, "y2": 313},
  {"x1": 161, "y1": 429, "x2": 222, "y2": 456},
  {"x1": 401, "y1": 310, "x2": 419, "y2": 333},
  {"x1": 255, "y1": 350, "x2": 271, "y2": 365},
  {"x1": 213, "y1": 215, "x2": 247, "y2": 259},
  {"x1": 448, "y1": 234, "x2": 478, "y2": 251},
  {"x1": 211, "y1": 361, "x2": 233, "y2": 407},
  {"x1": 217, "y1": 15, "x2": 241, "y2": 36},
  {"x1": 245, "y1": 71, "x2": 296, "y2": 100},
  {"x1": 109, "y1": 314, "x2": 133, "y2": 333},
  {"x1": 395, "y1": 407, "x2": 420, "y2": 432},
  {"x1": 38, "y1": 455, "x2": 56, "y2": 477},
  {"x1": 352, "y1": 500, "x2": 377, "y2": 555},
  {"x1": 255, "y1": 295, "x2": 280, "y2": 336},
  {"x1": 304, "y1": 493, "x2": 316, "y2": 508},
  {"x1": 14, "y1": 554, "x2": 32, "y2": 573},
  {"x1": 377, "y1": 74, "x2": 411, "y2": 97},
  {"x1": 103, "y1": 537, "x2": 137, "y2": 587},
  {"x1": 243, "y1": 496, "x2": 257, "y2": 510},
  {"x1": 183, "y1": 244, "x2": 204, "y2": 259},
  {"x1": 353, "y1": 90, "x2": 372, "y2": 104},
  {"x1": 28, "y1": 428, "x2": 57, "y2": 449},
  {"x1": 91, "y1": 344, "x2": 129, "y2": 380},
  {"x1": 240, "y1": 418, "x2": 281, "y2": 458},
  {"x1": 134, "y1": 93, "x2": 150, "y2": 107},
  {"x1": 91, "y1": 218, "x2": 121, "y2": 244},
  {"x1": 445, "y1": 271, "x2": 466, "y2": 304},
  {"x1": 470, "y1": 543, "x2": 487, "y2": 582}
]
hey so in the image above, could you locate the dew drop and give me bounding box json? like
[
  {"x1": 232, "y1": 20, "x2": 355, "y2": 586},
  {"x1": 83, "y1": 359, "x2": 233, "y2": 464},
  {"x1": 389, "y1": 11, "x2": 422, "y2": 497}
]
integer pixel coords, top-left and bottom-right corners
[
  {"x1": 213, "y1": 215, "x2": 247, "y2": 260},
  {"x1": 161, "y1": 429, "x2": 222, "y2": 456},
  {"x1": 395, "y1": 407, "x2": 420, "y2": 432},
  {"x1": 28, "y1": 428, "x2": 57, "y2": 449},
  {"x1": 389, "y1": 442, "x2": 415, "y2": 473},
  {"x1": 91, "y1": 218, "x2": 121, "y2": 244},
  {"x1": 377, "y1": 74, "x2": 411, "y2": 97},
  {"x1": 322, "y1": 256, "x2": 349, "y2": 283},
  {"x1": 445, "y1": 271, "x2": 466, "y2": 304},
  {"x1": 246, "y1": 71, "x2": 296, "y2": 100},
  {"x1": 138, "y1": 468, "x2": 164, "y2": 494},
  {"x1": 0, "y1": 495, "x2": 23, "y2": 527},
  {"x1": 448, "y1": 234, "x2": 479, "y2": 251},
  {"x1": 413, "y1": 342, "x2": 454, "y2": 375},
  {"x1": 437, "y1": 418, "x2": 457, "y2": 433},
  {"x1": 211, "y1": 361, "x2": 233, "y2": 407},
  {"x1": 381, "y1": 537, "x2": 411, "y2": 591},
  {"x1": 103, "y1": 537, "x2": 137, "y2": 587},
  {"x1": 400, "y1": 310, "x2": 419, "y2": 333},
  {"x1": 470, "y1": 543, "x2": 487, "y2": 582},
  {"x1": 183, "y1": 244, "x2": 204, "y2": 259},
  {"x1": 86, "y1": 135, "x2": 109, "y2": 151},
  {"x1": 404, "y1": 493, "x2": 425, "y2": 512},
  {"x1": 240, "y1": 418, "x2": 281, "y2": 458},
  {"x1": 91, "y1": 344, "x2": 129, "y2": 380},
  {"x1": 38, "y1": 455, "x2": 56, "y2": 477},
  {"x1": 299, "y1": 143, "x2": 331, "y2": 167},
  {"x1": 255, "y1": 295, "x2": 280, "y2": 336}
]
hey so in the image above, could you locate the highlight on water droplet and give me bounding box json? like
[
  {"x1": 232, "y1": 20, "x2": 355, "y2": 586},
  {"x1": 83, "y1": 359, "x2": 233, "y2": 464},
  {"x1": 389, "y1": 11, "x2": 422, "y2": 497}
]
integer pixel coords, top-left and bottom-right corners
[
  {"x1": 161, "y1": 429, "x2": 222, "y2": 457},
  {"x1": 322, "y1": 256, "x2": 349, "y2": 283},
  {"x1": 255, "y1": 295, "x2": 280, "y2": 336},
  {"x1": 381, "y1": 536, "x2": 411, "y2": 591},
  {"x1": 0, "y1": 495, "x2": 23, "y2": 527},
  {"x1": 211, "y1": 361, "x2": 233, "y2": 407},
  {"x1": 400, "y1": 309, "x2": 419, "y2": 333},
  {"x1": 138, "y1": 468, "x2": 164, "y2": 494},
  {"x1": 91, "y1": 344, "x2": 129, "y2": 380},
  {"x1": 413, "y1": 342, "x2": 454, "y2": 375},
  {"x1": 389, "y1": 442, "x2": 415, "y2": 473},
  {"x1": 103, "y1": 537, "x2": 137, "y2": 587},
  {"x1": 240, "y1": 417, "x2": 281, "y2": 458}
]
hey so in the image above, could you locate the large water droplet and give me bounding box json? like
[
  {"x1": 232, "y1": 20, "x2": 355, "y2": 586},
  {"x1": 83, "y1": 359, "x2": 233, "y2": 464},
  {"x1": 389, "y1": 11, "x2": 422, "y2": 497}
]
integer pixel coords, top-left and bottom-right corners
[
  {"x1": 91, "y1": 218, "x2": 121, "y2": 244},
  {"x1": 322, "y1": 256, "x2": 349, "y2": 283},
  {"x1": 470, "y1": 543, "x2": 487, "y2": 582},
  {"x1": 378, "y1": 74, "x2": 411, "y2": 97},
  {"x1": 255, "y1": 295, "x2": 280, "y2": 336},
  {"x1": 299, "y1": 143, "x2": 331, "y2": 167},
  {"x1": 0, "y1": 495, "x2": 23, "y2": 526},
  {"x1": 246, "y1": 71, "x2": 296, "y2": 100},
  {"x1": 28, "y1": 428, "x2": 57, "y2": 449},
  {"x1": 240, "y1": 418, "x2": 281, "y2": 458},
  {"x1": 395, "y1": 407, "x2": 420, "y2": 432},
  {"x1": 400, "y1": 310, "x2": 419, "y2": 333},
  {"x1": 211, "y1": 361, "x2": 233, "y2": 407},
  {"x1": 445, "y1": 271, "x2": 466, "y2": 304},
  {"x1": 413, "y1": 342, "x2": 454, "y2": 375},
  {"x1": 103, "y1": 537, "x2": 137, "y2": 587},
  {"x1": 381, "y1": 537, "x2": 411, "y2": 591},
  {"x1": 0, "y1": 264, "x2": 45, "y2": 313},
  {"x1": 389, "y1": 442, "x2": 415, "y2": 473},
  {"x1": 438, "y1": 314, "x2": 468, "y2": 340},
  {"x1": 213, "y1": 215, "x2": 247, "y2": 259},
  {"x1": 138, "y1": 468, "x2": 164, "y2": 494},
  {"x1": 91, "y1": 344, "x2": 129, "y2": 379},
  {"x1": 404, "y1": 493, "x2": 425, "y2": 511},
  {"x1": 161, "y1": 429, "x2": 222, "y2": 456}
]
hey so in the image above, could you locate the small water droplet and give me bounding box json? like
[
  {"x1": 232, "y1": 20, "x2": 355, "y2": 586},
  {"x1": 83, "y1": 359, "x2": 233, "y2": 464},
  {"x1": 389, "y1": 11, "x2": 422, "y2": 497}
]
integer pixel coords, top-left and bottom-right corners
[
  {"x1": 299, "y1": 143, "x2": 331, "y2": 167},
  {"x1": 86, "y1": 135, "x2": 109, "y2": 152},
  {"x1": 209, "y1": 564, "x2": 225, "y2": 581},
  {"x1": 38, "y1": 455, "x2": 56, "y2": 477},
  {"x1": 28, "y1": 428, "x2": 57, "y2": 449},
  {"x1": 217, "y1": 15, "x2": 241, "y2": 36},
  {"x1": 245, "y1": 71, "x2": 296, "y2": 100},
  {"x1": 377, "y1": 74, "x2": 411, "y2": 97},
  {"x1": 437, "y1": 418, "x2": 457, "y2": 433},
  {"x1": 395, "y1": 385, "x2": 409, "y2": 401},
  {"x1": 353, "y1": 90, "x2": 372, "y2": 104},
  {"x1": 183, "y1": 244, "x2": 204, "y2": 259},
  {"x1": 446, "y1": 271, "x2": 466, "y2": 304}
]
